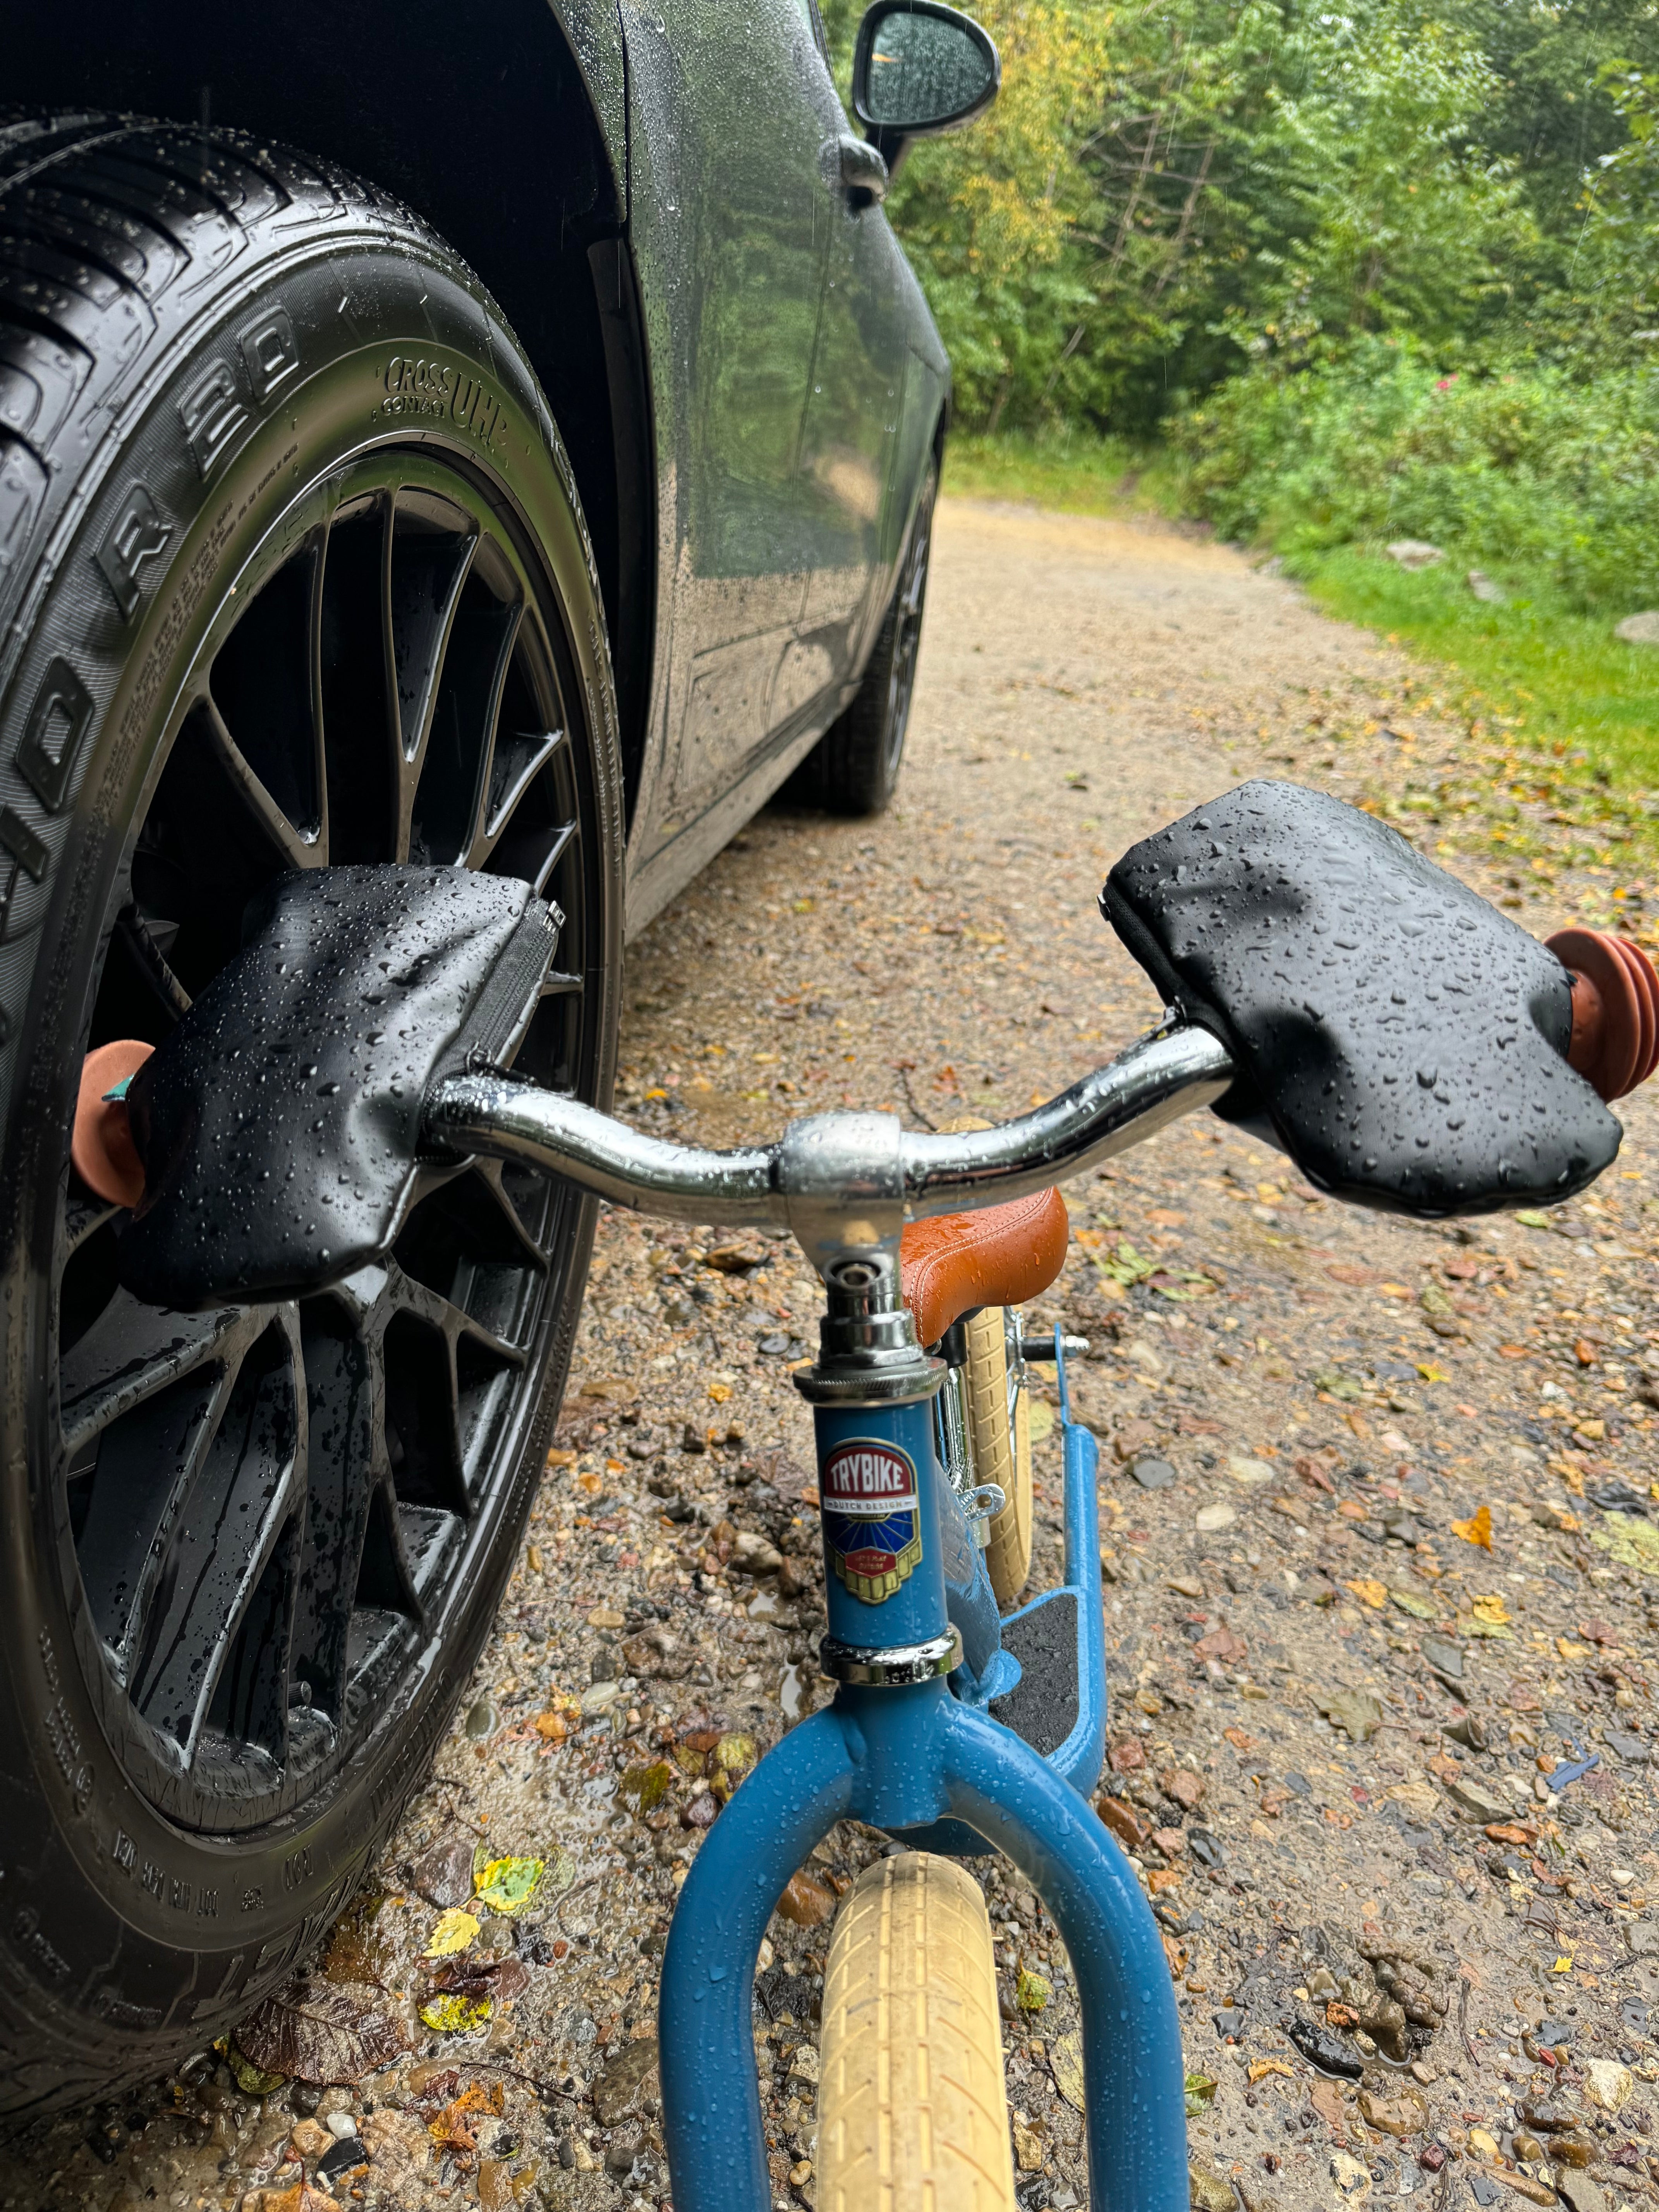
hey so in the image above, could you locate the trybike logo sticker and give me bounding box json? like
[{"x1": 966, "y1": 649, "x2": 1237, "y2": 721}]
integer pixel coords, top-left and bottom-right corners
[{"x1": 821, "y1": 1439, "x2": 922, "y2": 1604}]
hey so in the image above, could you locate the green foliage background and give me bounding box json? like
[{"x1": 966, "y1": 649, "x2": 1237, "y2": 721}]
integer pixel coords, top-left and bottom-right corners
[{"x1": 824, "y1": 0, "x2": 1659, "y2": 625}]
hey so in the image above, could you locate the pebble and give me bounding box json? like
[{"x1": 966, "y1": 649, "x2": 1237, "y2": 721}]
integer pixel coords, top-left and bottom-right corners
[
  {"x1": 1287, "y1": 2021, "x2": 1365, "y2": 2078},
  {"x1": 776, "y1": 1871, "x2": 837, "y2": 1927},
  {"x1": 1194, "y1": 1502, "x2": 1236, "y2": 1532},
  {"x1": 1330, "y1": 2148, "x2": 1373, "y2": 2198},
  {"x1": 1386, "y1": 539, "x2": 1444, "y2": 568},
  {"x1": 464, "y1": 1697, "x2": 498, "y2": 1739},
  {"x1": 1226, "y1": 1456, "x2": 1274, "y2": 1487},
  {"x1": 1189, "y1": 2159, "x2": 1234, "y2": 2211},
  {"x1": 1132, "y1": 1456, "x2": 1175, "y2": 1489},
  {"x1": 1583, "y1": 2057, "x2": 1633, "y2": 2112},
  {"x1": 1357, "y1": 2080, "x2": 1427, "y2": 2135},
  {"x1": 1614, "y1": 610, "x2": 1659, "y2": 646}
]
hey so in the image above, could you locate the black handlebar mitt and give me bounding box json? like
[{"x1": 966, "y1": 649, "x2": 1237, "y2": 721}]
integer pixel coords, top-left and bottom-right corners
[
  {"x1": 120, "y1": 866, "x2": 561, "y2": 1309},
  {"x1": 1101, "y1": 780, "x2": 1620, "y2": 1216}
]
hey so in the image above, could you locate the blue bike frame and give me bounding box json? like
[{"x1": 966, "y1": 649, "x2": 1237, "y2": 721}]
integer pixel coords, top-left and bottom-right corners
[{"x1": 658, "y1": 1331, "x2": 1189, "y2": 2212}]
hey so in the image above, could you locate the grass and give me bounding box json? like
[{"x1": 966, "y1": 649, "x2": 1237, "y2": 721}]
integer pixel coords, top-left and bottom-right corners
[
  {"x1": 1285, "y1": 549, "x2": 1659, "y2": 790},
  {"x1": 941, "y1": 430, "x2": 1180, "y2": 520}
]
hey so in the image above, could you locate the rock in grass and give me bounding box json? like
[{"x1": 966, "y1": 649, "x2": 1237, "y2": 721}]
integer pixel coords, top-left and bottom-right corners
[
  {"x1": 1468, "y1": 569, "x2": 1508, "y2": 604},
  {"x1": 1615, "y1": 610, "x2": 1659, "y2": 645},
  {"x1": 1386, "y1": 540, "x2": 1443, "y2": 570}
]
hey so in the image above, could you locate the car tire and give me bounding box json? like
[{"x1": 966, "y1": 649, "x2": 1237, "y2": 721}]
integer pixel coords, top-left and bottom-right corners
[
  {"x1": 790, "y1": 457, "x2": 938, "y2": 816},
  {"x1": 0, "y1": 113, "x2": 622, "y2": 2115}
]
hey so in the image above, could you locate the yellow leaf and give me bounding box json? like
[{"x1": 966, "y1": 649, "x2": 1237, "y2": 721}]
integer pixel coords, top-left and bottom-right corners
[
  {"x1": 1557, "y1": 1637, "x2": 1593, "y2": 1660},
  {"x1": 419, "y1": 1994, "x2": 493, "y2": 2033},
  {"x1": 708, "y1": 1382, "x2": 733, "y2": 1403},
  {"x1": 1416, "y1": 1363, "x2": 1449, "y2": 1383},
  {"x1": 1452, "y1": 1505, "x2": 1493, "y2": 1549},
  {"x1": 1472, "y1": 1593, "x2": 1511, "y2": 1626},
  {"x1": 472, "y1": 1853, "x2": 544, "y2": 1914},
  {"x1": 1347, "y1": 1578, "x2": 1388, "y2": 1610},
  {"x1": 1249, "y1": 2060, "x2": 1295, "y2": 2084},
  {"x1": 1028, "y1": 1401, "x2": 1056, "y2": 1443},
  {"x1": 423, "y1": 1908, "x2": 479, "y2": 1959},
  {"x1": 1552, "y1": 1955, "x2": 1573, "y2": 1974}
]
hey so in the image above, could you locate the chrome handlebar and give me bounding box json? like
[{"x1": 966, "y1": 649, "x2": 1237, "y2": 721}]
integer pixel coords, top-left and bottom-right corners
[{"x1": 424, "y1": 1022, "x2": 1235, "y2": 1271}]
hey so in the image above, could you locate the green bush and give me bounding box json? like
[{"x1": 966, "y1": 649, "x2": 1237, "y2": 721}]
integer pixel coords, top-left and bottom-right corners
[{"x1": 1174, "y1": 339, "x2": 1659, "y2": 613}]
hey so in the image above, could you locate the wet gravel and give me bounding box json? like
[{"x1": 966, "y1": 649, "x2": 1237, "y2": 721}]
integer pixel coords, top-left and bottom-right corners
[{"x1": 16, "y1": 498, "x2": 1659, "y2": 2212}]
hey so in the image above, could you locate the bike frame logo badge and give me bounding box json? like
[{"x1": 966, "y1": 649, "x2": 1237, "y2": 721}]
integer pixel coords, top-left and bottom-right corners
[{"x1": 821, "y1": 1438, "x2": 922, "y2": 1603}]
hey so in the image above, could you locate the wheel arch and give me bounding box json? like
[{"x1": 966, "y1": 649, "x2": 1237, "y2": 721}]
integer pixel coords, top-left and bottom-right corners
[{"x1": 1, "y1": 0, "x2": 658, "y2": 818}]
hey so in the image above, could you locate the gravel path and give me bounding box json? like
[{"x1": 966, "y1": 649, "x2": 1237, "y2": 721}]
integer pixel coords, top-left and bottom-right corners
[{"x1": 27, "y1": 500, "x2": 1659, "y2": 2212}]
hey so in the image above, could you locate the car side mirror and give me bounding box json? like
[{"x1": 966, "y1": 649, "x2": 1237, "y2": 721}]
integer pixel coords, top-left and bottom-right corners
[{"x1": 852, "y1": 1, "x2": 1000, "y2": 161}]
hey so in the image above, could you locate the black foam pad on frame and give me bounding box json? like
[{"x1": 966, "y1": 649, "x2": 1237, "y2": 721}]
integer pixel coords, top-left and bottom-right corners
[
  {"x1": 1101, "y1": 780, "x2": 1620, "y2": 1216},
  {"x1": 120, "y1": 864, "x2": 560, "y2": 1307}
]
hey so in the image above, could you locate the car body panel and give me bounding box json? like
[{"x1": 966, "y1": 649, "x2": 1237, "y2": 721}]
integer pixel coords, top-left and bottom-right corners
[{"x1": 615, "y1": 0, "x2": 948, "y2": 938}]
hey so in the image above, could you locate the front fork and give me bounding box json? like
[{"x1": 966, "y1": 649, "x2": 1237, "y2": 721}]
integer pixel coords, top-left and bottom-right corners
[{"x1": 658, "y1": 1277, "x2": 1187, "y2": 2212}]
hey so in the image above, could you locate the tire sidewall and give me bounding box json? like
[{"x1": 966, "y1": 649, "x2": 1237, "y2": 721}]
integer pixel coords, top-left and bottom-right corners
[{"x1": 0, "y1": 226, "x2": 621, "y2": 2084}]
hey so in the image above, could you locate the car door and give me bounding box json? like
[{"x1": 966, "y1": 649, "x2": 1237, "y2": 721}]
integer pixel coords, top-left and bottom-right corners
[
  {"x1": 620, "y1": 0, "x2": 834, "y2": 856},
  {"x1": 783, "y1": 89, "x2": 927, "y2": 725}
]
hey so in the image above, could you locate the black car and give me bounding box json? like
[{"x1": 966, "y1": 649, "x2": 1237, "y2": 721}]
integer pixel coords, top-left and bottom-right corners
[{"x1": 0, "y1": 0, "x2": 996, "y2": 2110}]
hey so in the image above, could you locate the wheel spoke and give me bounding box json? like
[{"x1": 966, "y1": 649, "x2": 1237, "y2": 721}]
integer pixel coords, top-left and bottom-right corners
[
  {"x1": 195, "y1": 694, "x2": 324, "y2": 874},
  {"x1": 386, "y1": 511, "x2": 477, "y2": 861},
  {"x1": 469, "y1": 725, "x2": 564, "y2": 870},
  {"x1": 289, "y1": 1303, "x2": 415, "y2": 1726},
  {"x1": 317, "y1": 495, "x2": 399, "y2": 867},
  {"x1": 74, "y1": 1355, "x2": 243, "y2": 1669},
  {"x1": 206, "y1": 534, "x2": 328, "y2": 862},
  {"x1": 410, "y1": 591, "x2": 522, "y2": 865},
  {"x1": 388, "y1": 1259, "x2": 526, "y2": 1371},
  {"x1": 117, "y1": 903, "x2": 192, "y2": 1019},
  {"x1": 62, "y1": 1293, "x2": 266, "y2": 1455},
  {"x1": 126, "y1": 1313, "x2": 306, "y2": 1762},
  {"x1": 488, "y1": 813, "x2": 578, "y2": 898}
]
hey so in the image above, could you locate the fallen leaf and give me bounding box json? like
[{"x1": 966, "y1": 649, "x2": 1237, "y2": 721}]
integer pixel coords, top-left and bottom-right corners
[
  {"x1": 1389, "y1": 1588, "x2": 1434, "y2": 1619},
  {"x1": 227, "y1": 2046, "x2": 287, "y2": 2096},
  {"x1": 1588, "y1": 1511, "x2": 1659, "y2": 1578},
  {"x1": 1515, "y1": 1210, "x2": 1552, "y2": 1229},
  {"x1": 1016, "y1": 1967, "x2": 1051, "y2": 2013},
  {"x1": 419, "y1": 1993, "x2": 494, "y2": 2034},
  {"x1": 423, "y1": 1909, "x2": 479, "y2": 1960},
  {"x1": 427, "y1": 2081, "x2": 505, "y2": 2150},
  {"x1": 1472, "y1": 1593, "x2": 1511, "y2": 1627},
  {"x1": 471, "y1": 1853, "x2": 544, "y2": 1915},
  {"x1": 427, "y1": 1956, "x2": 529, "y2": 2006},
  {"x1": 1316, "y1": 1690, "x2": 1385, "y2": 1742},
  {"x1": 235, "y1": 1979, "x2": 412, "y2": 2085},
  {"x1": 1184, "y1": 2071, "x2": 1217, "y2": 2117},
  {"x1": 1050, "y1": 2029, "x2": 1086, "y2": 2112},
  {"x1": 1452, "y1": 1505, "x2": 1493, "y2": 1549},
  {"x1": 1249, "y1": 2059, "x2": 1295, "y2": 2084},
  {"x1": 708, "y1": 1381, "x2": 733, "y2": 1403},
  {"x1": 620, "y1": 1760, "x2": 675, "y2": 1815},
  {"x1": 1028, "y1": 1401, "x2": 1056, "y2": 1443},
  {"x1": 1222, "y1": 1726, "x2": 1255, "y2": 1752},
  {"x1": 1347, "y1": 1578, "x2": 1388, "y2": 1610}
]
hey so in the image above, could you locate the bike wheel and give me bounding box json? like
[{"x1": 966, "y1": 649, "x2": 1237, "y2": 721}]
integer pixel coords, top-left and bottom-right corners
[
  {"x1": 966, "y1": 1307, "x2": 1033, "y2": 1608},
  {"x1": 0, "y1": 115, "x2": 622, "y2": 2112},
  {"x1": 817, "y1": 1851, "x2": 1016, "y2": 2212}
]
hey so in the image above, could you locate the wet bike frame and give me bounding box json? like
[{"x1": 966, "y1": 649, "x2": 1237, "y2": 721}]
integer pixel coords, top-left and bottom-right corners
[{"x1": 429, "y1": 1025, "x2": 1240, "y2": 2212}]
